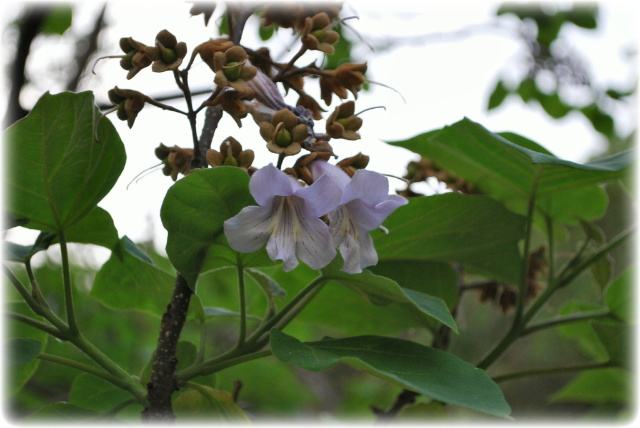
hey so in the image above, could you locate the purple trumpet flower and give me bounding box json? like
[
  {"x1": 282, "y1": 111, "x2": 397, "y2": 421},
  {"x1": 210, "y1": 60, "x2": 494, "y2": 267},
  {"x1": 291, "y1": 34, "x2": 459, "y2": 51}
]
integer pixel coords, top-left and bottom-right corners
[
  {"x1": 310, "y1": 161, "x2": 408, "y2": 274},
  {"x1": 224, "y1": 164, "x2": 341, "y2": 271}
]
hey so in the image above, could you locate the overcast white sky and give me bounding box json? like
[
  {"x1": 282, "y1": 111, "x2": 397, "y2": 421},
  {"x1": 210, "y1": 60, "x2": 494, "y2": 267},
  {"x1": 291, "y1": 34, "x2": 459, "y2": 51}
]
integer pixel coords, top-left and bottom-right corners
[{"x1": 2, "y1": 0, "x2": 638, "y2": 256}]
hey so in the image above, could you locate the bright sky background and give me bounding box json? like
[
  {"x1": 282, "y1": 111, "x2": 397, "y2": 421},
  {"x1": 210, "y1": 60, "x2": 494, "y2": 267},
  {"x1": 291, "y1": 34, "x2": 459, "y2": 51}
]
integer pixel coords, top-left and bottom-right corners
[{"x1": 2, "y1": 0, "x2": 637, "y2": 260}]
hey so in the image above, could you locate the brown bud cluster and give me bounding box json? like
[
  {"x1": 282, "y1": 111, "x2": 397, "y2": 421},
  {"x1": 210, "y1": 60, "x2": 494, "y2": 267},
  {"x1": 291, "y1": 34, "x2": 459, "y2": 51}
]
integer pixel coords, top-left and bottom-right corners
[
  {"x1": 337, "y1": 152, "x2": 370, "y2": 177},
  {"x1": 261, "y1": 2, "x2": 342, "y2": 30}
]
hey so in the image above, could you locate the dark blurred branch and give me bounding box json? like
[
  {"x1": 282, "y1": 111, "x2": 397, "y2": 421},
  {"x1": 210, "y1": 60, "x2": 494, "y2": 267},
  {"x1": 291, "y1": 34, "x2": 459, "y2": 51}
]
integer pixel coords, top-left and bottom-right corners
[
  {"x1": 66, "y1": 4, "x2": 107, "y2": 92},
  {"x1": 5, "y1": 7, "x2": 52, "y2": 128}
]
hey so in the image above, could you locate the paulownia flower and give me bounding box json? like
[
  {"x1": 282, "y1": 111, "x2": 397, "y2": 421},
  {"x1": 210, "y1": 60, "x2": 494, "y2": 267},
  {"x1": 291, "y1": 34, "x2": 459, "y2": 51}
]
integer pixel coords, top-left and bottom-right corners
[
  {"x1": 224, "y1": 164, "x2": 341, "y2": 272},
  {"x1": 310, "y1": 161, "x2": 408, "y2": 274}
]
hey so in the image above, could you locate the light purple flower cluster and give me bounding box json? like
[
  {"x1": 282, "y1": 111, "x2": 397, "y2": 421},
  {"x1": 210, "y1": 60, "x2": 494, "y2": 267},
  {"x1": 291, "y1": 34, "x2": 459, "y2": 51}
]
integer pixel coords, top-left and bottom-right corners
[{"x1": 224, "y1": 162, "x2": 407, "y2": 273}]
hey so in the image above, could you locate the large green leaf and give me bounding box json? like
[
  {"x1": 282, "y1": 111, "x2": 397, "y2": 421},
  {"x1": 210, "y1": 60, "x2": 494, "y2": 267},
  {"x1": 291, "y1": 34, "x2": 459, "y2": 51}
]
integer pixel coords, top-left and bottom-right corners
[
  {"x1": 388, "y1": 118, "x2": 633, "y2": 222},
  {"x1": 550, "y1": 368, "x2": 630, "y2": 405},
  {"x1": 270, "y1": 329, "x2": 511, "y2": 418},
  {"x1": 160, "y1": 167, "x2": 259, "y2": 289},
  {"x1": 321, "y1": 259, "x2": 457, "y2": 332},
  {"x1": 68, "y1": 373, "x2": 133, "y2": 413},
  {"x1": 605, "y1": 268, "x2": 633, "y2": 323},
  {"x1": 4, "y1": 91, "x2": 126, "y2": 232},
  {"x1": 91, "y1": 237, "x2": 175, "y2": 315},
  {"x1": 372, "y1": 193, "x2": 526, "y2": 284},
  {"x1": 6, "y1": 338, "x2": 43, "y2": 367},
  {"x1": 6, "y1": 302, "x2": 49, "y2": 395},
  {"x1": 173, "y1": 385, "x2": 250, "y2": 421},
  {"x1": 369, "y1": 260, "x2": 458, "y2": 310}
]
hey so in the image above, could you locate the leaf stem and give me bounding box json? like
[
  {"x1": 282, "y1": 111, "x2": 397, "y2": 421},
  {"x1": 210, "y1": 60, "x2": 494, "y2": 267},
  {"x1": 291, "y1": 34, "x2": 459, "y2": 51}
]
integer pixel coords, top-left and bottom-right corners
[
  {"x1": 6, "y1": 312, "x2": 64, "y2": 339},
  {"x1": 492, "y1": 361, "x2": 612, "y2": 383},
  {"x1": 37, "y1": 353, "x2": 129, "y2": 390},
  {"x1": 58, "y1": 230, "x2": 78, "y2": 337},
  {"x1": 521, "y1": 310, "x2": 612, "y2": 337},
  {"x1": 477, "y1": 167, "x2": 543, "y2": 369},
  {"x1": 245, "y1": 276, "x2": 327, "y2": 347},
  {"x1": 235, "y1": 256, "x2": 247, "y2": 348},
  {"x1": 175, "y1": 350, "x2": 272, "y2": 382}
]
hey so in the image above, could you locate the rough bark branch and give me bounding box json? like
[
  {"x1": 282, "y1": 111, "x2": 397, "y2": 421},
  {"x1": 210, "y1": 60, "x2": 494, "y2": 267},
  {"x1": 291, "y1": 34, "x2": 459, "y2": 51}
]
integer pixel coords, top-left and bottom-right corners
[{"x1": 141, "y1": 274, "x2": 193, "y2": 421}]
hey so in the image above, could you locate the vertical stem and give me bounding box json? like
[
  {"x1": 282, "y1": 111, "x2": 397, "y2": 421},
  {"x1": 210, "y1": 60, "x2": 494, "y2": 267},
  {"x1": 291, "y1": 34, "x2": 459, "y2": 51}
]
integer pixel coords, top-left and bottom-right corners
[
  {"x1": 142, "y1": 274, "x2": 193, "y2": 421},
  {"x1": 477, "y1": 166, "x2": 543, "y2": 370},
  {"x1": 545, "y1": 215, "x2": 555, "y2": 283},
  {"x1": 276, "y1": 153, "x2": 286, "y2": 170},
  {"x1": 513, "y1": 166, "x2": 543, "y2": 327},
  {"x1": 58, "y1": 230, "x2": 78, "y2": 337},
  {"x1": 236, "y1": 256, "x2": 247, "y2": 348}
]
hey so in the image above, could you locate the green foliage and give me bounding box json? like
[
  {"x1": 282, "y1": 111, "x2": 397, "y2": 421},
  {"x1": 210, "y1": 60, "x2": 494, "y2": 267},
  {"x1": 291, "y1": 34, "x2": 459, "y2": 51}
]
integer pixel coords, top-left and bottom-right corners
[
  {"x1": 6, "y1": 338, "x2": 42, "y2": 367},
  {"x1": 550, "y1": 368, "x2": 629, "y2": 405},
  {"x1": 388, "y1": 118, "x2": 632, "y2": 222},
  {"x1": 40, "y1": 5, "x2": 73, "y2": 35},
  {"x1": 91, "y1": 237, "x2": 175, "y2": 315},
  {"x1": 270, "y1": 329, "x2": 511, "y2": 417},
  {"x1": 321, "y1": 258, "x2": 457, "y2": 332},
  {"x1": 160, "y1": 167, "x2": 264, "y2": 289},
  {"x1": 173, "y1": 385, "x2": 249, "y2": 421},
  {"x1": 373, "y1": 192, "x2": 526, "y2": 284},
  {"x1": 4, "y1": 91, "x2": 125, "y2": 232}
]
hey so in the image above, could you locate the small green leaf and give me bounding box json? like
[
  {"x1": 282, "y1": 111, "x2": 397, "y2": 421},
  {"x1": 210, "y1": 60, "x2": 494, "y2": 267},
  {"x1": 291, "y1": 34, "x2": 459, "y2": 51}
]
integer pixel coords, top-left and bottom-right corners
[
  {"x1": 550, "y1": 368, "x2": 630, "y2": 405},
  {"x1": 605, "y1": 268, "x2": 633, "y2": 323},
  {"x1": 161, "y1": 167, "x2": 258, "y2": 289},
  {"x1": 41, "y1": 5, "x2": 73, "y2": 35},
  {"x1": 91, "y1": 237, "x2": 175, "y2": 315},
  {"x1": 322, "y1": 259, "x2": 457, "y2": 332},
  {"x1": 589, "y1": 253, "x2": 613, "y2": 290},
  {"x1": 173, "y1": 385, "x2": 250, "y2": 421},
  {"x1": 4, "y1": 91, "x2": 126, "y2": 232},
  {"x1": 487, "y1": 80, "x2": 510, "y2": 110},
  {"x1": 258, "y1": 23, "x2": 275, "y2": 40},
  {"x1": 591, "y1": 321, "x2": 627, "y2": 367},
  {"x1": 270, "y1": 329, "x2": 511, "y2": 417},
  {"x1": 7, "y1": 338, "x2": 42, "y2": 366}
]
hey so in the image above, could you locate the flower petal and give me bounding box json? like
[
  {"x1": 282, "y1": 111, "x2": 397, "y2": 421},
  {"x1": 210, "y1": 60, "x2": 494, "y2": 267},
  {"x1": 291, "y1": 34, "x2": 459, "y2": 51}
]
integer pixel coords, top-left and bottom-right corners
[
  {"x1": 249, "y1": 163, "x2": 298, "y2": 206},
  {"x1": 338, "y1": 232, "x2": 362, "y2": 274},
  {"x1": 341, "y1": 169, "x2": 389, "y2": 206},
  {"x1": 295, "y1": 174, "x2": 342, "y2": 217},
  {"x1": 295, "y1": 214, "x2": 336, "y2": 271},
  {"x1": 265, "y1": 197, "x2": 299, "y2": 271},
  {"x1": 309, "y1": 160, "x2": 350, "y2": 188},
  {"x1": 357, "y1": 231, "x2": 378, "y2": 271},
  {"x1": 224, "y1": 205, "x2": 273, "y2": 253}
]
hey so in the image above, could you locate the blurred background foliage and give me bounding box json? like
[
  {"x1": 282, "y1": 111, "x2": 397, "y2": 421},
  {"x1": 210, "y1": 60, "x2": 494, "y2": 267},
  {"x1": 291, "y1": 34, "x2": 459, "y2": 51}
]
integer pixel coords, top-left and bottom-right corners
[{"x1": 3, "y1": 1, "x2": 635, "y2": 422}]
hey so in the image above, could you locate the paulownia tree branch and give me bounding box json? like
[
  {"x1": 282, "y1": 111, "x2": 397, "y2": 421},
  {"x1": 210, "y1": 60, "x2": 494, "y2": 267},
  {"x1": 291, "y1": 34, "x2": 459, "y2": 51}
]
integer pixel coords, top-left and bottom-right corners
[{"x1": 142, "y1": 274, "x2": 193, "y2": 421}]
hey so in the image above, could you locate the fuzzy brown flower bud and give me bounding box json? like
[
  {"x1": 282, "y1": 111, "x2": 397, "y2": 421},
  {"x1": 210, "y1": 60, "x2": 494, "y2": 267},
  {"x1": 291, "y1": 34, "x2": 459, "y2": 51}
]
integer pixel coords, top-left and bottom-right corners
[
  {"x1": 108, "y1": 87, "x2": 146, "y2": 128},
  {"x1": 206, "y1": 137, "x2": 255, "y2": 171},
  {"x1": 337, "y1": 152, "x2": 370, "y2": 177},
  {"x1": 259, "y1": 109, "x2": 308, "y2": 156},
  {"x1": 155, "y1": 143, "x2": 193, "y2": 181},
  {"x1": 301, "y1": 12, "x2": 340, "y2": 54},
  {"x1": 326, "y1": 101, "x2": 363, "y2": 140},
  {"x1": 145, "y1": 30, "x2": 187, "y2": 72},
  {"x1": 319, "y1": 63, "x2": 367, "y2": 105},
  {"x1": 119, "y1": 37, "x2": 151, "y2": 79}
]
